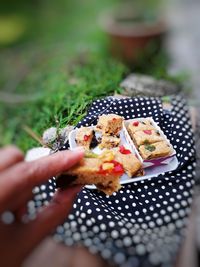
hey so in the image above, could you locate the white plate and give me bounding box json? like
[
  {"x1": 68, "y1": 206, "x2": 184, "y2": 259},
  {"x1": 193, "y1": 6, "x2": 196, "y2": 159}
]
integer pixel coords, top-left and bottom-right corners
[
  {"x1": 69, "y1": 126, "x2": 139, "y2": 156},
  {"x1": 68, "y1": 125, "x2": 179, "y2": 190}
]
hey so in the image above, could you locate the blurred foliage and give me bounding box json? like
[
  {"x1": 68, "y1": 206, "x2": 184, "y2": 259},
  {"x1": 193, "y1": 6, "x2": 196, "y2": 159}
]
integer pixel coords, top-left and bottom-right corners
[
  {"x1": 115, "y1": 0, "x2": 164, "y2": 23},
  {"x1": 0, "y1": 0, "x2": 189, "y2": 151}
]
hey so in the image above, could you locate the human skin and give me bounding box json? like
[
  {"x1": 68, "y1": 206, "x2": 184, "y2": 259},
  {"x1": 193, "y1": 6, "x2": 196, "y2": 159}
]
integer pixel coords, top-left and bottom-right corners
[{"x1": 0, "y1": 146, "x2": 84, "y2": 267}]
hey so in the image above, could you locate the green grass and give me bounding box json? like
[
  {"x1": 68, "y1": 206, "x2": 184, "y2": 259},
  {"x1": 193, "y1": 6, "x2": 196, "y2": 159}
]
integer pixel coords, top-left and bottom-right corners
[
  {"x1": 0, "y1": 50, "x2": 127, "y2": 151},
  {"x1": 0, "y1": 0, "x2": 189, "y2": 151}
]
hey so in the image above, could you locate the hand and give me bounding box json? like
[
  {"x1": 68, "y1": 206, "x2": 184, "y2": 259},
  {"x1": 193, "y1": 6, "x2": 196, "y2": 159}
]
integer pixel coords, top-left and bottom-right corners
[{"x1": 0, "y1": 145, "x2": 84, "y2": 267}]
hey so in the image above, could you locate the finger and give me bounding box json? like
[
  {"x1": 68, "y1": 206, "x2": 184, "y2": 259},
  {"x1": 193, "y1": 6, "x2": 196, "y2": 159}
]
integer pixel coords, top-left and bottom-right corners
[
  {"x1": 6, "y1": 189, "x2": 32, "y2": 213},
  {"x1": 0, "y1": 149, "x2": 84, "y2": 213},
  {"x1": 18, "y1": 186, "x2": 82, "y2": 260},
  {"x1": 0, "y1": 146, "x2": 24, "y2": 172},
  {"x1": 14, "y1": 190, "x2": 33, "y2": 221}
]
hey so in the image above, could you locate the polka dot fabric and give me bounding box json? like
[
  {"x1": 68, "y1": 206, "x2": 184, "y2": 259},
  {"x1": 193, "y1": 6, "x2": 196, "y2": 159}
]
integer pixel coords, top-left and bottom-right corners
[
  {"x1": 76, "y1": 96, "x2": 164, "y2": 129},
  {"x1": 31, "y1": 96, "x2": 196, "y2": 267}
]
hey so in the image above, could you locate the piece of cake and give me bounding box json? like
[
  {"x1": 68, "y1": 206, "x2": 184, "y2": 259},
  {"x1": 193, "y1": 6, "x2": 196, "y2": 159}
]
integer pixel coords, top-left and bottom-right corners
[
  {"x1": 133, "y1": 129, "x2": 164, "y2": 146},
  {"x1": 139, "y1": 141, "x2": 173, "y2": 160},
  {"x1": 96, "y1": 114, "x2": 123, "y2": 135},
  {"x1": 56, "y1": 150, "x2": 124, "y2": 195},
  {"x1": 115, "y1": 146, "x2": 143, "y2": 177},
  {"x1": 75, "y1": 127, "x2": 94, "y2": 149},
  {"x1": 128, "y1": 119, "x2": 154, "y2": 135},
  {"x1": 99, "y1": 135, "x2": 120, "y2": 149}
]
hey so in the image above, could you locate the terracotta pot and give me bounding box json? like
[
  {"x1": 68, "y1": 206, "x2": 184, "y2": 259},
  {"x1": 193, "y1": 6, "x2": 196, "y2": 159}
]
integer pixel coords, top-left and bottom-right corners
[{"x1": 100, "y1": 11, "x2": 167, "y2": 65}]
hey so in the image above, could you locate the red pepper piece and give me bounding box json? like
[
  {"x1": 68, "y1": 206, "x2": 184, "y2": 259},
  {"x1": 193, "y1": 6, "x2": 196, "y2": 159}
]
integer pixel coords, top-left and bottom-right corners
[
  {"x1": 100, "y1": 160, "x2": 124, "y2": 175},
  {"x1": 110, "y1": 160, "x2": 124, "y2": 174},
  {"x1": 113, "y1": 164, "x2": 124, "y2": 174},
  {"x1": 119, "y1": 145, "x2": 131, "y2": 154},
  {"x1": 133, "y1": 121, "x2": 139, "y2": 126},
  {"x1": 98, "y1": 165, "x2": 108, "y2": 175},
  {"x1": 83, "y1": 134, "x2": 90, "y2": 141},
  {"x1": 143, "y1": 130, "x2": 152, "y2": 135}
]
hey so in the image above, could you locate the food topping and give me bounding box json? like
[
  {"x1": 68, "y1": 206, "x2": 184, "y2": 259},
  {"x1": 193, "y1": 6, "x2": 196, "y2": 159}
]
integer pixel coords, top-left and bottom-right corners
[
  {"x1": 113, "y1": 163, "x2": 124, "y2": 173},
  {"x1": 119, "y1": 145, "x2": 131, "y2": 155},
  {"x1": 102, "y1": 163, "x2": 114, "y2": 170},
  {"x1": 85, "y1": 151, "x2": 98, "y2": 158},
  {"x1": 143, "y1": 130, "x2": 152, "y2": 135},
  {"x1": 145, "y1": 144, "x2": 156, "y2": 152},
  {"x1": 133, "y1": 121, "x2": 139, "y2": 127},
  {"x1": 98, "y1": 160, "x2": 124, "y2": 175},
  {"x1": 83, "y1": 134, "x2": 90, "y2": 141},
  {"x1": 99, "y1": 150, "x2": 115, "y2": 161}
]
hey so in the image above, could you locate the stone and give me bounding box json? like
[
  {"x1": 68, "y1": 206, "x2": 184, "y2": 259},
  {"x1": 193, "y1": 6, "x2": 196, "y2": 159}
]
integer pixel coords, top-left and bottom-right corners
[
  {"x1": 42, "y1": 127, "x2": 57, "y2": 145},
  {"x1": 42, "y1": 125, "x2": 74, "y2": 151},
  {"x1": 120, "y1": 74, "x2": 181, "y2": 97}
]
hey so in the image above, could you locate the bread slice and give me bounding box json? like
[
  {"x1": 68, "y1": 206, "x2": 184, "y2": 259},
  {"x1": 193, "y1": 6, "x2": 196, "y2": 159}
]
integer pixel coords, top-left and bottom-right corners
[
  {"x1": 128, "y1": 119, "x2": 154, "y2": 135},
  {"x1": 75, "y1": 127, "x2": 94, "y2": 149},
  {"x1": 56, "y1": 151, "x2": 124, "y2": 195},
  {"x1": 115, "y1": 146, "x2": 144, "y2": 177},
  {"x1": 139, "y1": 141, "x2": 173, "y2": 160},
  {"x1": 99, "y1": 135, "x2": 120, "y2": 149},
  {"x1": 96, "y1": 114, "x2": 123, "y2": 135},
  {"x1": 56, "y1": 148, "x2": 144, "y2": 195},
  {"x1": 133, "y1": 129, "x2": 164, "y2": 146},
  {"x1": 115, "y1": 148, "x2": 143, "y2": 177}
]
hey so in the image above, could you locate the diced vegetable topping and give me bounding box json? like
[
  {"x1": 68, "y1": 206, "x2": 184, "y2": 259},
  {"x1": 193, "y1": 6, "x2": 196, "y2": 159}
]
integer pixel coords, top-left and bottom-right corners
[
  {"x1": 102, "y1": 163, "x2": 114, "y2": 170},
  {"x1": 111, "y1": 160, "x2": 124, "y2": 174},
  {"x1": 145, "y1": 144, "x2": 156, "y2": 152},
  {"x1": 85, "y1": 151, "x2": 98, "y2": 158},
  {"x1": 99, "y1": 150, "x2": 115, "y2": 161},
  {"x1": 84, "y1": 134, "x2": 90, "y2": 141},
  {"x1": 143, "y1": 139, "x2": 150, "y2": 145},
  {"x1": 119, "y1": 145, "x2": 131, "y2": 154},
  {"x1": 143, "y1": 130, "x2": 152, "y2": 135},
  {"x1": 133, "y1": 121, "x2": 139, "y2": 126},
  {"x1": 113, "y1": 164, "x2": 124, "y2": 173},
  {"x1": 98, "y1": 160, "x2": 124, "y2": 175}
]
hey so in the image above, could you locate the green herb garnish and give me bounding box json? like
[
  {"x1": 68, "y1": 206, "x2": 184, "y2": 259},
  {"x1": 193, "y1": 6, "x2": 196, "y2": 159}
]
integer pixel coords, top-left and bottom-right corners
[
  {"x1": 145, "y1": 144, "x2": 156, "y2": 152},
  {"x1": 143, "y1": 140, "x2": 150, "y2": 145}
]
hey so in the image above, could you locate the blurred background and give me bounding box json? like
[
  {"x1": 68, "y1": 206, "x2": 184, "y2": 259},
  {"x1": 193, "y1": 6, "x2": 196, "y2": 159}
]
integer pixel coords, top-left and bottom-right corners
[
  {"x1": 1, "y1": 1, "x2": 200, "y2": 266},
  {"x1": 0, "y1": 0, "x2": 199, "y2": 151}
]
